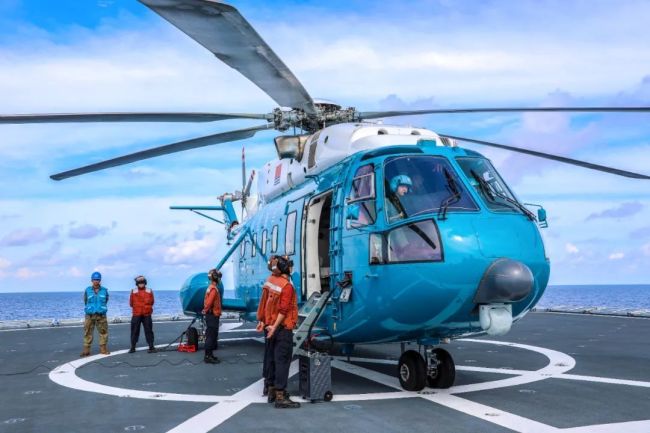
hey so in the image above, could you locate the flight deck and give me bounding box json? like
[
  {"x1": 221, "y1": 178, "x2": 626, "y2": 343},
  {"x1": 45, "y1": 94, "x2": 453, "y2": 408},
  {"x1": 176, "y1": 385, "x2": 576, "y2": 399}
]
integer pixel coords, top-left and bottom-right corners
[{"x1": 1, "y1": 312, "x2": 649, "y2": 433}]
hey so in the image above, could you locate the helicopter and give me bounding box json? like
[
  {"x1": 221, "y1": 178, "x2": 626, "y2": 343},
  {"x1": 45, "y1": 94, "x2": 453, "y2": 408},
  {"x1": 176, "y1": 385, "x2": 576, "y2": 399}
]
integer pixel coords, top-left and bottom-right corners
[{"x1": 2, "y1": 0, "x2": 649, "y2": 392}]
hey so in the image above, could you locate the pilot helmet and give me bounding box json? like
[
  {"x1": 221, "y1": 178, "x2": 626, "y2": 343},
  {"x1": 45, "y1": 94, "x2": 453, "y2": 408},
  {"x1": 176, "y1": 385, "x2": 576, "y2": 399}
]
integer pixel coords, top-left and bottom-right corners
[
  {"x1": 390, "y1": 175, "x2": 412, "y2": 193},
  {"x1": 134, "y1": 275, "x2": 147, "y2": 285}
]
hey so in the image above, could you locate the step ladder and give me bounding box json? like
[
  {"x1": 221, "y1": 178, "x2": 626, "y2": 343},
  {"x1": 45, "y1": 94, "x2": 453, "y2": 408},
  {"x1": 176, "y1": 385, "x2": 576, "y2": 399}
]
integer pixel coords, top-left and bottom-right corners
[{"x1": 293, "y1": 292, "x2": 331, "y2": 357}]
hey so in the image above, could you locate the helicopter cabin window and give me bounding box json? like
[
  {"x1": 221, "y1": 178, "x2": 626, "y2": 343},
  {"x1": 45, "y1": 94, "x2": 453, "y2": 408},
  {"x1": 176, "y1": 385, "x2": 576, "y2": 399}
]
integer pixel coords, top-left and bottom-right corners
[
  {"x1": 261, "y1": 229, "x2": 268, "y2": 255},
  {"x1": 347, "y1": 164, "x2": 376, "y2": 227},
  {"x1": 308, "y1": 140, "x2": 318, "y2": 169},
  {"x1": 271, "y1": 225, "x2": 278, "y2": 253},
  {"x1": 369, "y1": 233, "x2": 383, "y2": 264},
  {"x1": 244, "y1": 241, "x2": 250, "y2": 258},
  {"x1": 383, "y1": 155, "x2": 478, "y2": 223},
  {"x1": 240, "y1": 239, "x2": 245, "y2": 257},
  {"x1": 285, "y1": 212, "x2": 296, "y2": 255},
  {"x1": 251, "y1": 233, "x2": 257, "y2": 257},
  {"x1": 456, "y1": 157, "x2": 523, "y2": 214}
]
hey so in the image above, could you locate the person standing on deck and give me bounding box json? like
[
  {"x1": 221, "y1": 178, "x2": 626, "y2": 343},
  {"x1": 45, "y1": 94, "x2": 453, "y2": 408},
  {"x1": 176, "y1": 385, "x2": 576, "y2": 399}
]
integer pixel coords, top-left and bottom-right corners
[
  {"x1": 128, "y1": 275, "x2": 156, "y2": 354},
  {"x1": 80, "y1": 271, "x2": 110, "y2": 357},
  {"x1": 257, "y1": 255, "x2": 279, "y2": 397},
  {"x1": 202, "y1": 268, "x2": 222, "y2": 364},
  {"x1": 264, "y1": 256, "x2": 301, "y2": 409}
]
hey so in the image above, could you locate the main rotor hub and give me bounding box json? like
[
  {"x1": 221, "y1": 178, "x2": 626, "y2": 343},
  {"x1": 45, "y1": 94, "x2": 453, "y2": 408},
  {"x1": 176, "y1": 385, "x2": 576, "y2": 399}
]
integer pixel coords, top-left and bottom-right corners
[{"x1": 271, "y1": 102, "x2": 358, "y2": 133}]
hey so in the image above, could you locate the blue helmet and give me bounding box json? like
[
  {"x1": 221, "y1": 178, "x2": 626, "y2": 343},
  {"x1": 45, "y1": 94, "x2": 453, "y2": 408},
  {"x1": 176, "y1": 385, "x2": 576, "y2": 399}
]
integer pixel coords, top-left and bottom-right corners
[
  {"x1": 390, "y1": 175, "x2": 412, "y2": 193},
  {"x1": 91, "y1": 271, "x2": 102, "y2": 281}
]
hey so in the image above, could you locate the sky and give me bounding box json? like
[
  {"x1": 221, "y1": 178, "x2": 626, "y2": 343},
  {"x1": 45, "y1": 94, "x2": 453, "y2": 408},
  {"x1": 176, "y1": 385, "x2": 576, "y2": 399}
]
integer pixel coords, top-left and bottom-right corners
[{"x1": 1, "y1": 0, "x2": 649, "y2": 293}]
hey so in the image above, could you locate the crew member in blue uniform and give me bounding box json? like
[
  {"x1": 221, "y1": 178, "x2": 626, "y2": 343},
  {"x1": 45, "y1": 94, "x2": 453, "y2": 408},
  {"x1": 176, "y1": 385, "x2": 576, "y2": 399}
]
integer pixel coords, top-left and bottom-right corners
[{"x1": 81, "y1": 271, "x2": 110, "y2": 357}]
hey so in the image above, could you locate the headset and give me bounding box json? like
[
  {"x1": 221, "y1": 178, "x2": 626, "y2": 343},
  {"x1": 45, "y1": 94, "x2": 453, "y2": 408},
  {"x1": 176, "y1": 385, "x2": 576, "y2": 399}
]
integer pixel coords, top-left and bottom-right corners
[
  {"x1": 208, "y1": 268, "x2": 222, "y2": 282},
  {"x1": 135, "y1": 276, "x2": 147, "y2": 285},
  {"x1": 276, "y1": 256, "x2": 293, "y2": 275}
]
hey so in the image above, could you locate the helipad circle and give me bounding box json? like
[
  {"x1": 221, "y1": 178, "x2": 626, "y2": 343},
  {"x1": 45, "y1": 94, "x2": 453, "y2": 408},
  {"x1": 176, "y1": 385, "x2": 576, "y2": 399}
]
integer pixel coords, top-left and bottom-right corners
[{"x1": 49, "y1": 338, "x2": 576, "y2": 402}]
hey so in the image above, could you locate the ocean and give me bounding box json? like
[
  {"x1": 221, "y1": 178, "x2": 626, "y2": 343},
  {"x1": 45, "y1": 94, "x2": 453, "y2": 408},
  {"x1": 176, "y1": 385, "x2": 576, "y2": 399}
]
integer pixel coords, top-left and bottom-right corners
[{"x1": 0, "y1": 285, "x2": 649, "y2": 321}]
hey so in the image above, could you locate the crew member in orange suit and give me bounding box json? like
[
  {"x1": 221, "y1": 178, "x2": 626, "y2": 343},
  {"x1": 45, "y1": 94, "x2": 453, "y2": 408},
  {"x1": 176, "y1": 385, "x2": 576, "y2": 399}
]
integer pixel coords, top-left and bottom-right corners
[
  {"x1": 257, "y1": 255, "x2": 278, "y2": 397},
  {"x1": 128, "y1": 275, "x2": 156, "y2": 354},
  {"x1": 264, "y1": 256, "x2": 300, "y2": 409},
  {"x1": 202, "y1": 268, "x2": 222, "y2": 364}
]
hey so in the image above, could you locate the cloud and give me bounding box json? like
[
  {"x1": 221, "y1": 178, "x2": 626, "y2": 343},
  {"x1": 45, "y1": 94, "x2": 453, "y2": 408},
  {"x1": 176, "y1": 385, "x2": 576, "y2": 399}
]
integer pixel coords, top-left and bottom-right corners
[
  {"x1": 642, "y1": 243, "x2": 650, "y2": 256},
  {"x1": 629, "y1": 226, "x2": 650, "y2": 239},
  {"x1": 586, "y1": 202, "x2": 644, "y2": 221},
  {"x1": 65, "y1": 266, "x2": 84, "y2": 277},
  {"x1": 0, "y1": 225, "x2": 60, "y2": 246},
  {"x1": 124, "y1": 166, "x2": 159, "y2": 179},
  {"x1": 15, "y1": 267, "x2": 45, "y2": 279},
  {"x1": 146, "y1": 237, "x2": 218, "y2": 265},
  {"x1": 68, "y1": 222, "x2": 115, "y2": 239},
  {"x1": 608, "y1": 252, "x2": 625, "y2": 260},
  {"x1": 563, "y1": 242, "x2": 576, "y2": 255},
  {"x1": 0, "y1": 257, "x2": 11, "y2": 269}
]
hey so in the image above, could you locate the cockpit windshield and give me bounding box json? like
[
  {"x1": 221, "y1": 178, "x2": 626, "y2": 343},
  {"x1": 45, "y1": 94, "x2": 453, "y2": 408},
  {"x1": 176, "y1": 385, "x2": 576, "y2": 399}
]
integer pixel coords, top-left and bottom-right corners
[
  {"x1": 383, "y1": 156, "x2": 478, "y2": 223},
  {"x1": 456, "y1": 157, "x2": 524, "y2": 214}
]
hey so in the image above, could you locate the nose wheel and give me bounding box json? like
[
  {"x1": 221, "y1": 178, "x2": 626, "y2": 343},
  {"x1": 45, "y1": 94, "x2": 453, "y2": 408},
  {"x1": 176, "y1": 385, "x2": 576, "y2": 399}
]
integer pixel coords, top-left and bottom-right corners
[{"x1": 397, "y1": 347, "x2": 456, "y2": 391}]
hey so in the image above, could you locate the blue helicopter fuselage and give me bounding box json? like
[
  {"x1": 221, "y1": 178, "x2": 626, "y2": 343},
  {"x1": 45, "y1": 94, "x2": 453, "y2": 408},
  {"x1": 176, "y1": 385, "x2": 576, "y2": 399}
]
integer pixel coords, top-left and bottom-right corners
[{"x1": 180, "y1": 130, "x2": 550, "y2": 345}]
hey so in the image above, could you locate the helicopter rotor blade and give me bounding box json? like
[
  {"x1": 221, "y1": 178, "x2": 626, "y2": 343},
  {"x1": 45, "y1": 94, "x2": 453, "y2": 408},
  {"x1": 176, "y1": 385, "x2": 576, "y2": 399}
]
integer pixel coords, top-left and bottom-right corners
[
  {"x1": 359, "y1": 106, "x2": 650, "y2": 120},
  {"x1": 139, "y1": 0, "x2": 317, "y2": 115},
  {"x1": 0, "y1": 112, "x2": 268, "y2": 124},
  {"x1": 50, "y1": 124, "x2": 271, "y2": 181},
  {"x1": 441, "y1": 134, "x2": 650, "y2": 180}
]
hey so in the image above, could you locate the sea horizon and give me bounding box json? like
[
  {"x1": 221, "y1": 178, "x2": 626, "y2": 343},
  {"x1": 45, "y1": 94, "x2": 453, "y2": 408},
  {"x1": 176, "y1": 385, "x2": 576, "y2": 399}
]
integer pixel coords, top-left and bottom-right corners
[{"x1": 1, "y1": 284, "x2": 649, "y2": 322}]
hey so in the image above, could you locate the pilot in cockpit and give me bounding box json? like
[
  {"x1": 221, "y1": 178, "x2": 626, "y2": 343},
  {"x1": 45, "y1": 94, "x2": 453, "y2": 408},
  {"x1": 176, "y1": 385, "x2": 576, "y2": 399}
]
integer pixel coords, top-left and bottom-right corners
[{"x1": 386, "y1": 174, "x2": 412, "y2": 221}]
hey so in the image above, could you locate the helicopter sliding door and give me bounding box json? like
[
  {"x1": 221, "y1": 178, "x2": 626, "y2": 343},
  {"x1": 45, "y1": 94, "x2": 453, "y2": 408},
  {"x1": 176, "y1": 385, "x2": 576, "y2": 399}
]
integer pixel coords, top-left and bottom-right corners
[{"x1": 304, "y1": 191, "x2": 333, "y2": 299}]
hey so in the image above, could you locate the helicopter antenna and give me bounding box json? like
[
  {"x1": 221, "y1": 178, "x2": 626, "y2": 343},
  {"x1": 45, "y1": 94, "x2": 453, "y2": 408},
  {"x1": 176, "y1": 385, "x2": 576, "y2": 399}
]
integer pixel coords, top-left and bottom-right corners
[{"x1": 241, "y1": 145, "x2": 247, "y2": 218}]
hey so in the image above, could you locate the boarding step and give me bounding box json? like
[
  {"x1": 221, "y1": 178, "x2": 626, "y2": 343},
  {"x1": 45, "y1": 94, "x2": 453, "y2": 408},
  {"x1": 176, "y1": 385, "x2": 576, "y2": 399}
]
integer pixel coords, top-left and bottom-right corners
[{"x1": 293, "y1": 292, "x2": 330, "y2": 357}]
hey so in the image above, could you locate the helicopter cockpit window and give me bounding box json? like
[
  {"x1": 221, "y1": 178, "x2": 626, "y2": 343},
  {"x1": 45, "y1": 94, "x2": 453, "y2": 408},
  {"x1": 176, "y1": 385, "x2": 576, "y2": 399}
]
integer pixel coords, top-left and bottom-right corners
[
  {"x1": 285, "y1": 212, "x2": 296, "y2": 255},
  {"x1": 369, "y1": 220, "x2": 443, "y2": 264},
  {"x1": 347, "y1": 164, "x2": 376, "y2": 227},
  {"x1": 456, "y1": 157, "x2": 522, "y2": 214},
  {"x1": 383, "y1": 156, "x2": 478, "y2": 223}
]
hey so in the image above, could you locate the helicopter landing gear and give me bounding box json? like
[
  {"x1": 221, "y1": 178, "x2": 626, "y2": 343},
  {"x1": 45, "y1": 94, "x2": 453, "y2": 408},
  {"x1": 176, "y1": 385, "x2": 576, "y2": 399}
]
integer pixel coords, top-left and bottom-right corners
[
  {"x1": 397, "y1": 346, "x2": 456, "y2": 391},
  {"x1": 398, "y1": 350, "x2": 427, "y2": 391},
  {"x1": 425, "y1": 347, "x2": 455, "y2": 389}
]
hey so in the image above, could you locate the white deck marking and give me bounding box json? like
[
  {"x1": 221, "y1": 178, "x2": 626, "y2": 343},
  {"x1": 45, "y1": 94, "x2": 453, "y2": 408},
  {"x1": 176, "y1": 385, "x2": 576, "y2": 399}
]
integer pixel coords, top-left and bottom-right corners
[
  {"x1": 48, "y1": 337, "x2": 259, "y2": 403},
  {"x1": 556, "y1": 373, "x2": 650, "y2": 388},
  {"x1": 562, "y1": 420, "x2": 650, "y2": 432},
  {"x1": 165, "y1": 360, "x2": 300, "y2": 433},
  {"x1": 422, "y1": 393, "x2": 560, "y2": 432},
  {"x1": 48, "y1": 336, "x2": 650, "y2": 433}
]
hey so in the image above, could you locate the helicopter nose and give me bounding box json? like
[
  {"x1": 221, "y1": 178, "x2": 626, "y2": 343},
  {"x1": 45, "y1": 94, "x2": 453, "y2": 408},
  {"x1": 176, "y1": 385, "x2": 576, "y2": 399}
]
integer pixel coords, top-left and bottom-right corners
[{"x1": 473, "y1": 258, "x2": 534, "y2": 303}]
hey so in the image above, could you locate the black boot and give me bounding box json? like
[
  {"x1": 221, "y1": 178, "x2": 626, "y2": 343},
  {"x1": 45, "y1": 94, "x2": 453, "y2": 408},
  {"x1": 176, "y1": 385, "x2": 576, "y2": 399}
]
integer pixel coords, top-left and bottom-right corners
[
  {"x1": 267, "y1": 386, "x2": 276, "y2": 403},
  {"x1": 274, "y1": 389, "x2": 300, "y2": 408},
  {"x1": 204, "y1": 355, "x2": 220, "y2": 364},
  {"x1": 263, "y1": 383, "x2": 269, "y2": 396},
  {"x1": 128, "y1": 347, "x2": 136, "y2": 354},
  {"x1": 148, "y1": 347, "x2": 157, "y2": 353}
]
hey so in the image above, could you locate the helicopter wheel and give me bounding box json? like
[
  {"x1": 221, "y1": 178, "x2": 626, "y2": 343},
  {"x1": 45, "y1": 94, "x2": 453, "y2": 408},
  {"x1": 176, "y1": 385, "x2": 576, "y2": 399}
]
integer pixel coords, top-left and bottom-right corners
[
  {"x1": 426, "y1": 348, "x2": 455, "y2": 389},
  {"x1": 398, "y1": 350, "x2": 426, "y2": 391}
]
